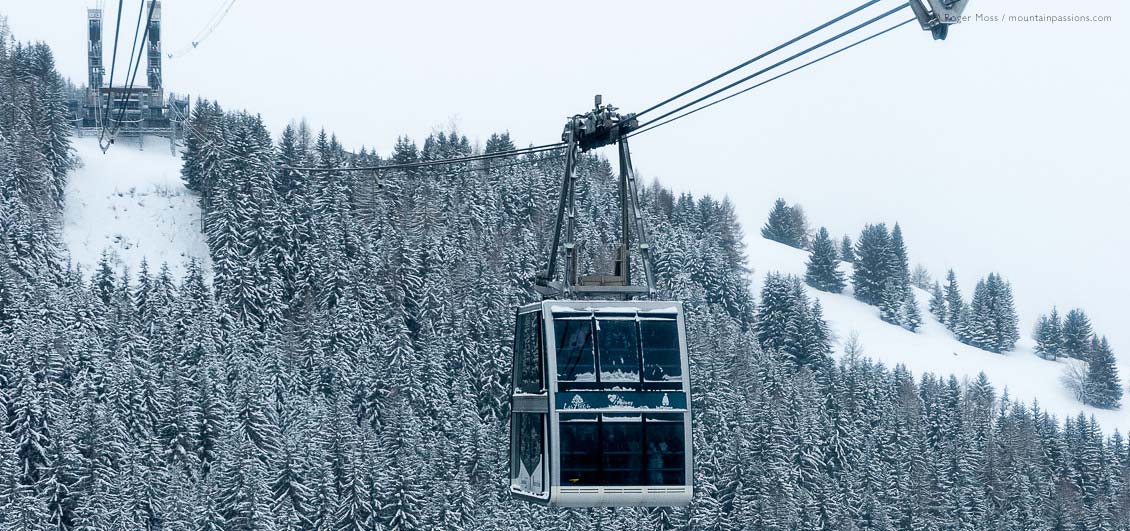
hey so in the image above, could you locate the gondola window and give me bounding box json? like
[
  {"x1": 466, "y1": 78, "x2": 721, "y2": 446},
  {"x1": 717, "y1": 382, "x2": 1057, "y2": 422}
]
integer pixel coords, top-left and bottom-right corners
[
  {"x1": 597, "y1": 319, "x2": 640, "y2": 382},
  {"x1": 514, "y1": 312, "x2": 545, "y2": 393},
  {"x1": 560, "y1": 414, "x2": 600, "y2": 485},
  {"x1": 644, "y1": 413, "x2": 686, "y2": 485},
  {"x1": 641, "y1": 319, "x2": 682, "y2": 382},
  {"x1": 511, "y1": 413, "x2": 547, "y2": 497},
  {"x1": 555, "y1": 318, "x2": 595, "y2": 382},
  {"x1": 558, "y1": 412, "x2": 687, "y2": 486}
]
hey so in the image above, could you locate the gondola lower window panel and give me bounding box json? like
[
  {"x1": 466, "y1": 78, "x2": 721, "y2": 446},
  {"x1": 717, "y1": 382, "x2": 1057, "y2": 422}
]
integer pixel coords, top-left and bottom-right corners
[
  {"x1": 511, "y1": 413, "x2": 547, "y2": 496},
  {"x1": 559, "y1": 412, "x2": 685, "y2": 486}
]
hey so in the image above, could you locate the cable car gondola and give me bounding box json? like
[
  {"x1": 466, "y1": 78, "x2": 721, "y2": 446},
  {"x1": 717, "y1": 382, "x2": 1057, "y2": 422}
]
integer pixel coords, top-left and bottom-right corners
[
  {"x1": 510, "y1": 301, "x2": 692, "y2": 507},
  {"x1": 510, "y1": 97, "x2": 694, "y2": 507}
]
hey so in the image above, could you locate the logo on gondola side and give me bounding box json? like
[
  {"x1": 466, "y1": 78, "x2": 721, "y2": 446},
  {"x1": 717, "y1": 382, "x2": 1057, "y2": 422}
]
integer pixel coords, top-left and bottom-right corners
[
  {"x1": 566, "y1": 394, "x2": 591, "y2": 409},
  {"x1": 608, "y1": 393, "x2": 634, "y2": 407}
]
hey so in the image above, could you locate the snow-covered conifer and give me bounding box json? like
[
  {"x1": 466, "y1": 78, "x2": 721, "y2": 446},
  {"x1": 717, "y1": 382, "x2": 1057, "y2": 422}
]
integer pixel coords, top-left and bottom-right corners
[
  {"x1": 760, "y1": 198, "x2": 807, "y2": 248},
  {"x1": 840, "y1": 235, "x2": 855, "y2": 263},
  {"x1": 929, "y1": 281, "x2": 947, "y2": 323},
  {"x1": 1034, "y1": 308, "x2": 1062, "y2": 360},
  {"x1": 1086, "y1": 336, "x2": 1122, "y2": 409},
  {"x1": 805, "y1": 227, "x2": 845, "y2": 293},
  {"x1": 944, "y1": 269, "x2": 964, "y2": 333},
  {"x1": 852, "y1": 223, "x2": 892, "y2": 305},
  {"x1": 1062, "y1": 309, "x2": 1094, "y2": 360}
]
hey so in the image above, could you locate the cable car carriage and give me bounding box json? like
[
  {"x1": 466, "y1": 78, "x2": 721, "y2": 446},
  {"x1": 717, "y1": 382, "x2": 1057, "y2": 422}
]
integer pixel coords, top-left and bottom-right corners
[
  {"x1": 510, "y1": 301, "x2": 692, "y2": 507},
  {"x1": 509, "y1": 97, "x2": 693, "y2": 507}
]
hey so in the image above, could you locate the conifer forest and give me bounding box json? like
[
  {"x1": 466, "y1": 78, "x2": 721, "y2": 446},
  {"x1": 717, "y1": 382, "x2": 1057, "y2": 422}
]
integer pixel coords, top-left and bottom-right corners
[{"x1": 4, "y1": 16, "x2": 1130, "y2": 531}]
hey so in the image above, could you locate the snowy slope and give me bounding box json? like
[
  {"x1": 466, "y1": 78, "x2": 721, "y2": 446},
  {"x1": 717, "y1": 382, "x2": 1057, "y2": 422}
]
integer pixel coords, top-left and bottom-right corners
[
  {"x1": 59, "y1": 135, "x2": 1125, "y2": 431},
  {"x1": 748, "y1": 236, "x2": 1130, "y2": 433},
  {"x1": 63, "y1": 136, "x2": 211, "y2": 278}
]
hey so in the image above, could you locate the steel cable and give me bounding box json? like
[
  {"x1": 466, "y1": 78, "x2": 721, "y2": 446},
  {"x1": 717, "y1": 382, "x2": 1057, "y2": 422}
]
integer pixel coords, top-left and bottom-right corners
[
  {"x1": 629, "y1": 17, "x2": 917, "y2": 139},
  {"x1": 635, "y1": 0, "x2": 883, "y2": 119},
  {"x1": 635, "y1": 3, "x2": 910, "y2": 131}
]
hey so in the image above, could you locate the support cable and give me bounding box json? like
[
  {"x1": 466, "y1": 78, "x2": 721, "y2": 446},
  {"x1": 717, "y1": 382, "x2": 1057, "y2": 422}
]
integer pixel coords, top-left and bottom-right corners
[
  {"x1": 99, "y1": 0, "x2": 126, "y2": 141},
  {"x1": 280, "y1": 142, "x2": 567, "y2": 173},
  {"x1": 167, "y1": 0, "x2": 237, "y2": 60},
  {"x1": 630, "y1": 17, "x2": 916, "y2": 138},
  {"x1": 119, "y1": 0, "x2": 146, "y2": 103},
  {"x1": 102, "y1": 0, "x2": 158, "y2": 151},
  {"x1": 635, "y1": 0, "x2": 882, "y2": 118},
  {"x1": 174, "y1": 103, "x2": 564, "y2": 174},
  {"x1": 355, "y1": 151, "x2": 565, "y2": 180},
  {"x1": 635, "y1": 3, "x2": 910, "y2": 130}
]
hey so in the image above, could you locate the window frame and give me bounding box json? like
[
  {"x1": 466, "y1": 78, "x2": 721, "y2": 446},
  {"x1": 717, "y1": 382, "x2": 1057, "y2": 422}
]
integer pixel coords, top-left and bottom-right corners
[
  {"x1": 595, "y1": 317, "x2": 642, "y2": 384},
  {"x1": 553, "y1": 316, "x2": 597, "y2": 383},
  {"x1": 639, "y1": 317, "x2": 684, "y2": 383},
  {"x1": 552, "y1": 312, "x2": 684, "y2": 391}
]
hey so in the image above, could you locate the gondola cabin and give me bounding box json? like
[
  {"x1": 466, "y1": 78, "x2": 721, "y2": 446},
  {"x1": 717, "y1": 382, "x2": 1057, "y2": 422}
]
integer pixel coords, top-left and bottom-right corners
[{"x1": 509, "y1": 301, "x2": 693, "y2": 507}]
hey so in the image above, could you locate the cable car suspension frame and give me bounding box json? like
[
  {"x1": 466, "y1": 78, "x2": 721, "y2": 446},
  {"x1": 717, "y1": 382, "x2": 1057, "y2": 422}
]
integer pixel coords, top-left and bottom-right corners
[{"x1": 535, "y1": 95, "x2": 655, "y2": 300}]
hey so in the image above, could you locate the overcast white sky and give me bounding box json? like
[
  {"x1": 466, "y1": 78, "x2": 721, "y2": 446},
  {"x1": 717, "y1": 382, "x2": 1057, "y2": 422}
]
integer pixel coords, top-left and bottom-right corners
[{"x1": 2, "y1": 0, "x2": 1128, "y2": 356}]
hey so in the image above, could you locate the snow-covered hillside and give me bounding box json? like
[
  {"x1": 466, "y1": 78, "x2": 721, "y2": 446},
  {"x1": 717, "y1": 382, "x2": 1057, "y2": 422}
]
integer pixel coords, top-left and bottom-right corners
[
  {"x1": 63, "y1": 136, "x2": 210, "y2": 277},
  {"x1": 748, "y1": 236, "x2": 1130, "y2": 433},
  {"x1": 59, "y1": 135, "x2": 1125, "y2": 433}
]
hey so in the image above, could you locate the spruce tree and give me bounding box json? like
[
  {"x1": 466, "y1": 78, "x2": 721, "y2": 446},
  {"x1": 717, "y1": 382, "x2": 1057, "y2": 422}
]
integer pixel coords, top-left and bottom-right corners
[
  {"x1": 0, "y1": 263, "x2": 15, "y2": 332},
  {"x1": 805, "y1": 299, "x2": 833, "y2": 372},
  {"x1": 1085, "y1": 336, "x2": 1122, "y2": 409},
  {"x1": 890, "y1": 223, "x2": 911, "y2": 294},
  {"x1": 805, "y1": 227, "x2": 845, "y2": 293},
  {"x1": 1061, "y1": 309, "x2": 1094, "y2": 360},
  {"x1": 929, "y1": 281, "x2": 947, "y2": 323},
  {"x1": 1034, "y1": 308, "x2": 1062, "y2": 361},
  {"x1": 944, "y1": 269, "x2": 964, "y2": 333},
  {"x1": 901, "y1": 290, "x2": 923, "y2": 332},
  {"x1": 840, "y1": 235, "x2": 855, "y2": 263},
  {"x1": 0, "y1": 409, "x2": 22, "y2": 525},
  {"x1": 852, "y1": 223, "x2": 892, "y2": 305},
  {"x1": 879, "y1": 280, "x2": 904, "y2": 326},
  {"x1": 756, "y1": 272, "x2": 799, "y2": 353},
  {"x1": 959, "y1": 278, "x2": 991, "y2": 349},
  {"x1": 91, "y1": 253, "x2": 116, "y2": 307},
  {"x1": 788, "y1": 204, "x2": 810, "y2": 248},
  {"x1": 761, "y1": 198, "x2": 803, "y2": 248},
  {"x1": 991, "y1": 274, "x2": 1020, "y2": 352},
  {"x1": 956, "y1": 273, "x2": 1019, "y2": 353}
]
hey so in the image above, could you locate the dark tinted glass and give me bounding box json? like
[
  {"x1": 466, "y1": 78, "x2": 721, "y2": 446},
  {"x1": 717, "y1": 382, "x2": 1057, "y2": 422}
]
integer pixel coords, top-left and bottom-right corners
[
  {"x1": 557, "y1": 412, "x2": 688, "y2": 488},
  {"x1": 597, "y1": 319, "x2": 640, "y2": 383},
  {"x1": 644, "y1": 415, "x2": 685, "y2": 486},
  {"x1": 641, "y1": 320, "x2": 682, "y2": 381},
  {"x1": 601, "y1": 415, "x2": 643, "y2": 485},
  {"x1": 514, "y1": 312, "x2": 543, "y2": 393},
  {"x1": 510, "y1": 414, "x2": 546, "y2": 495},
  {"x1": 556, "y1": 319, "x2": 595, "y2": 382},
  {"x1": 559, "y1": 415, "x2": 599, "y2": 486}
]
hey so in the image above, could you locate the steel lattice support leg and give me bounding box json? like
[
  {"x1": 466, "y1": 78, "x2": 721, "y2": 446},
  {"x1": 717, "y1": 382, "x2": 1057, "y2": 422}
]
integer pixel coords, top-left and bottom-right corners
[
  {"x1": 618, "y1": 137, "x2": 657, "y2": 297},
  {"x1": 537, "y1": 124, "x2": 580, "y2": 297}
]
